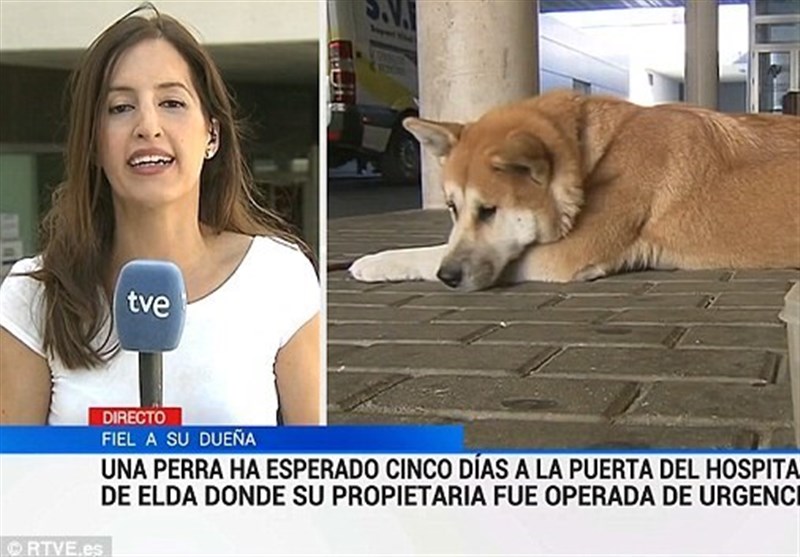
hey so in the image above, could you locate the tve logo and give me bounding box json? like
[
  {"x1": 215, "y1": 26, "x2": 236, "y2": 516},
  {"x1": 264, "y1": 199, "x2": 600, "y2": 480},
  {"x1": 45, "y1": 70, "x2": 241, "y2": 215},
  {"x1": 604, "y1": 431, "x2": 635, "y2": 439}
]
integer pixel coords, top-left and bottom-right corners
[
  {"x1": 126, "y1": 290, "x2": 171, "y2": 319},
  {"x1": 113, "y1": 260, "x2": 187, "y2": 352}
]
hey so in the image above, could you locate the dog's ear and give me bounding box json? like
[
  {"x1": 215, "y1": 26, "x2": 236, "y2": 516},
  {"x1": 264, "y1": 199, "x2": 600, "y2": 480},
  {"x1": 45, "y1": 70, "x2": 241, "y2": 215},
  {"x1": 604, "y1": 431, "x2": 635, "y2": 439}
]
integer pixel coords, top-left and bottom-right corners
[
  {"x1": 403, "y1": 117, "x2": 463, "y2": 157},
  {"x1": 490, "y1": 132, "x2": 551, "y2": 186}
]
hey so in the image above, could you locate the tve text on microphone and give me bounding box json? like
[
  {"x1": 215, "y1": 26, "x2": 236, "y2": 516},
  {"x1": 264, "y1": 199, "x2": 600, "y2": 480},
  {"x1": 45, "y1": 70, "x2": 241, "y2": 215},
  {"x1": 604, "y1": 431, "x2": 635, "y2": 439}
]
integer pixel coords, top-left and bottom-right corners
[{"x1": 124, "y1": 290, "x2": 171, "y2": 319}]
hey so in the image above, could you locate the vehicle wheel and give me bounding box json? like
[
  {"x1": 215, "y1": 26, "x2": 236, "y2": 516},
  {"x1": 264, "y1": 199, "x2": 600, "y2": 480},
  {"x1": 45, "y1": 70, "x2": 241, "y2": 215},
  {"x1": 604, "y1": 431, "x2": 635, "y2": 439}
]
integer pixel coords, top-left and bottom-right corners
[{"x1": 381, "y1": 126, "x2": 420, "y2": 184}]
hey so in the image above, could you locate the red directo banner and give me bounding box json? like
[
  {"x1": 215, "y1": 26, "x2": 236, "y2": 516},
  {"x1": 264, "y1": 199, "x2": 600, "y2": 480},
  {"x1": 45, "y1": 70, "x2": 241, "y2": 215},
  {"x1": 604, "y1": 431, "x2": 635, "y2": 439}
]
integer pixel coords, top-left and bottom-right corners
[{"x1": 88, "y1": 407, "x2": 182, "y2": 426}]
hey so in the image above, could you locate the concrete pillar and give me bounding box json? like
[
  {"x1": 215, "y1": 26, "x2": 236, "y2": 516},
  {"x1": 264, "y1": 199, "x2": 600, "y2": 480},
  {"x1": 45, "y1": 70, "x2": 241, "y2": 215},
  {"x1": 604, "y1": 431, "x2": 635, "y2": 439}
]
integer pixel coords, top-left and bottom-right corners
[
  {"x1": 685, "y1": 0, "x2": 719, "y2": 109},
  {"x1": 417, "y1": 0, "x2": 539, "y2": 208}
]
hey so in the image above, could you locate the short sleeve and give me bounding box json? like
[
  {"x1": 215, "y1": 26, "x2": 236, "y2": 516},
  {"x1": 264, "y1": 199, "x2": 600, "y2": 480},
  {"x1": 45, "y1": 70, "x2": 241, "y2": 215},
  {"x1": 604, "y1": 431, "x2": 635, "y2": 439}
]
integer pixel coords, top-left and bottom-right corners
[
  {"x1": 0, "y1": 257, "x2": 47, "y2": 357},
  {"x1": 268, "y1": 239, "x2": 320, "y2": 348}
]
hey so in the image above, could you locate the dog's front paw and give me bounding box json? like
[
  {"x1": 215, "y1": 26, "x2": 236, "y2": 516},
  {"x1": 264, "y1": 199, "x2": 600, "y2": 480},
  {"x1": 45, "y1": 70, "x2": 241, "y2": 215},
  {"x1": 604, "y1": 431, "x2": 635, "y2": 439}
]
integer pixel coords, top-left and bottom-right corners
[
  {"x1": 349, "y1": 245, "x2": 448, "y2": 283},
  {"x1": 348, "y1": 252, "x2": 420, "y2": 282}
]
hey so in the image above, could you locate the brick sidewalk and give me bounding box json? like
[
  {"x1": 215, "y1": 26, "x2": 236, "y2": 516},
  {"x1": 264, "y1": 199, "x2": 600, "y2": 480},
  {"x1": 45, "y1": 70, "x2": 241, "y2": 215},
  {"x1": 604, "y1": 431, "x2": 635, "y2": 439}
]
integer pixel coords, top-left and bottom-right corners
[{"x1": 327, "y1": 210, "x2": 798, "y2": 449}]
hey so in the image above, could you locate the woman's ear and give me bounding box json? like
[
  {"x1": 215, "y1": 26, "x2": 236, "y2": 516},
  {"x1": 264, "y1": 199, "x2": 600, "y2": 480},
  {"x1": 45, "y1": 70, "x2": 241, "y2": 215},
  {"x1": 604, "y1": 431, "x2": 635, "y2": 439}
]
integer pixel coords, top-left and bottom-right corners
[{"x1": 205, "y1": 118, "x2": 220, "y2": 159}]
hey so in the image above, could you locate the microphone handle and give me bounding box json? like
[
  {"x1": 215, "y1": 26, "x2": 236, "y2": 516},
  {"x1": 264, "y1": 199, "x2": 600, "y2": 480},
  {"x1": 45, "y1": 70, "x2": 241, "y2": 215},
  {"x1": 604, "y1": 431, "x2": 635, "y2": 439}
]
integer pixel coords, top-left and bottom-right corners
[{"x1": 139, "y1": 352, "x2": 163, "y2": 407}]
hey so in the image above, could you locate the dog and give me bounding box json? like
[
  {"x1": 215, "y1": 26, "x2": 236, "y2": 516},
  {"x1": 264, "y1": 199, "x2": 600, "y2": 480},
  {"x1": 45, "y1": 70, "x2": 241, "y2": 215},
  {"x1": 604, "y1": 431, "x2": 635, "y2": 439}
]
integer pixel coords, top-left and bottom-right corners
[{"x1": 349, "y1": 90, "x2": 800, "y2": 291}]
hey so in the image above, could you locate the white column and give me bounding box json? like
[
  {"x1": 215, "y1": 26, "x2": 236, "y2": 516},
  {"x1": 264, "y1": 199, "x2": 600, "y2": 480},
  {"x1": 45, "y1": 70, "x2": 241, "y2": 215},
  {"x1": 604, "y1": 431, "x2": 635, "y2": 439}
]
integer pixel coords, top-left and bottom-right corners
[
  {"x1": 685, "y1": 0, "x2": 719, "y2": 109},
  {"x1": 417, "y1": 0, "x2": 539, "y2": 208}
]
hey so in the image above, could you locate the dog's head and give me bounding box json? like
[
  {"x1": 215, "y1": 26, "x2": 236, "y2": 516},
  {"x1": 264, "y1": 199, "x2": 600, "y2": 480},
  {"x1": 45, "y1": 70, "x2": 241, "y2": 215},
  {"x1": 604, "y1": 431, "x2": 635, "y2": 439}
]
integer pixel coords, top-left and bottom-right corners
[{"x1": 405, "y1": 98, "x2": 584, "y2": 290}]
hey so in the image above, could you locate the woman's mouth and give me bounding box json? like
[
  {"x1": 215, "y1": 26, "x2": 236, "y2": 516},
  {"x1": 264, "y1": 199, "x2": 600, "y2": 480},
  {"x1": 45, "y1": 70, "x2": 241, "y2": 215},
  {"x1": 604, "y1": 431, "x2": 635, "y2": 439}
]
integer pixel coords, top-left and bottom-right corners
[{"x1": 127, "y1": 153, "x2": 175, "y2": 174}]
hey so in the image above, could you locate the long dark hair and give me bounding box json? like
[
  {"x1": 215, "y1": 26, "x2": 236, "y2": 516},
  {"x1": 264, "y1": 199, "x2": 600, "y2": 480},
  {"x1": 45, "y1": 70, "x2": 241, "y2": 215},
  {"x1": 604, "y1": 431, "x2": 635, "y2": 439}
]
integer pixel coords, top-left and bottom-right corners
[{"x1": 29, "y1": 3, "x2": 303, "y2": 369}]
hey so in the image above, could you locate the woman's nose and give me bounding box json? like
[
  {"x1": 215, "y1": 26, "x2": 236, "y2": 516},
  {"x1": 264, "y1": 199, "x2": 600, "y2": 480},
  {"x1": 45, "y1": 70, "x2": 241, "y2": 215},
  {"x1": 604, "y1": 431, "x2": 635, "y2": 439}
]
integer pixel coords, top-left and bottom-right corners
[{"x1": 133, "y1": 105, "x2": 162, "y2": 139}]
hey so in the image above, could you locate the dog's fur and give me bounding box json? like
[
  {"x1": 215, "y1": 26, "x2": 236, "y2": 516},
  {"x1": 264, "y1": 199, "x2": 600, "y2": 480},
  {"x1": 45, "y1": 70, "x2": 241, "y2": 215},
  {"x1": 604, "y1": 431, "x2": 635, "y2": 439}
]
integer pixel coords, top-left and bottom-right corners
[{"x1": 350, "y1": 91, "x2": 800, "y2": 290}]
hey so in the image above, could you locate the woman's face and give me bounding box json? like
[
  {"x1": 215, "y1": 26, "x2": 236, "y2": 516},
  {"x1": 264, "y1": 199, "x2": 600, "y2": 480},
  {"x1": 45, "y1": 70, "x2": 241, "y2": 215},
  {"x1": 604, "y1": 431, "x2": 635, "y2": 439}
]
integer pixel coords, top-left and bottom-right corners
[{"x1": 98, "y1": 38, "x2": 214, "y2": 211}]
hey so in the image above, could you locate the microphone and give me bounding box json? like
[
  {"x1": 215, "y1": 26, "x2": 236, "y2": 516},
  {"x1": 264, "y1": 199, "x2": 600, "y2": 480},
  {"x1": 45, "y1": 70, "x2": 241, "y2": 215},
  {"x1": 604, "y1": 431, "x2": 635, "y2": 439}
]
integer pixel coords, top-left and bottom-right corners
[{"x1": 113, "y1": 260, "x2": 187, "y2": 407}]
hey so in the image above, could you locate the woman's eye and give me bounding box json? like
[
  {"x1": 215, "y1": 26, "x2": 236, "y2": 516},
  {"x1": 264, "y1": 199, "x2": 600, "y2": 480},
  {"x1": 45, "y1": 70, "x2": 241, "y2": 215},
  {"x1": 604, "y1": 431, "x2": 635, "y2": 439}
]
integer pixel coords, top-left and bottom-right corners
[
  {"x1": 477, "y1": 205, "x2": 497, "y2": 222},
  {"x1": 108, "y1": 104, "x2": 133, "y2": 115},
  {"x1": 161, "y1": 99, "x2": 186, "y2": 109}
]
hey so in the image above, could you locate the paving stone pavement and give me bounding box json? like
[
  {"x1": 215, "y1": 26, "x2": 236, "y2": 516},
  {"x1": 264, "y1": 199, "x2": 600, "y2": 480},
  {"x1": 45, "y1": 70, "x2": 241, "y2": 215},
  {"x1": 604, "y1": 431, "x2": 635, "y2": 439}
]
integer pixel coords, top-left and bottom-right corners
[{"x1": 327, "y1": 210, "x2": 800, "y2": 450}]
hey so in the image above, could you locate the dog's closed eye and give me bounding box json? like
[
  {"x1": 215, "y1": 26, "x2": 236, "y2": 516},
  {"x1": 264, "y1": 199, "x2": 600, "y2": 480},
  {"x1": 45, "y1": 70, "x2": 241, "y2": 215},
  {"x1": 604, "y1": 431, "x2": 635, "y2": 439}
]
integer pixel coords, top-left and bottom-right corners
[
  {"x1": 477, "y1": 205, "x2": 497, "y2": 222},
  {"x1": 492, "y1": 162, "x2": 529, "y2": 176},
  {"x1": 446, "y1": 201, "x2": 459, "y2": 220}
]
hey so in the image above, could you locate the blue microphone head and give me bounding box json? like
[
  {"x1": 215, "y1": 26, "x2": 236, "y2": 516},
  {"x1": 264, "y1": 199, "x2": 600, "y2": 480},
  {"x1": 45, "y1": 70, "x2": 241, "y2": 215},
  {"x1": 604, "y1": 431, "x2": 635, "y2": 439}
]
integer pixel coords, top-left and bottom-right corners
[{"x1": 113, "y1": 260, "x2": 187, "y2": 352}]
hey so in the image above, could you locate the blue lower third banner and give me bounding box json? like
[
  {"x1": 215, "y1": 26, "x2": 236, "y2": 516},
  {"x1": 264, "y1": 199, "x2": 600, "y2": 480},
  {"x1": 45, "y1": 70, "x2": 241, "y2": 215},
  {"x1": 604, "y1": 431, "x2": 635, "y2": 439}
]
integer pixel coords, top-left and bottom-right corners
[
  {"x1": 0, "y1": 425, "x2": 465, "y2": 454},
  {"x1": 1, "y1": 426, "x2": 798, "y2": 555}
]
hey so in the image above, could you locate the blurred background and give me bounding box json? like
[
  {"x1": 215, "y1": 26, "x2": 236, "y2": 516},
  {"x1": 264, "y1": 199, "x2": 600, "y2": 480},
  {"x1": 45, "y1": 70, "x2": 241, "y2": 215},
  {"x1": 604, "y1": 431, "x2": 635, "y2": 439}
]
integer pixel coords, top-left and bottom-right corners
[
  {"x1": 326, "y1": 0, "x2": 799, "y2": 218},
  {"x1": 0, "y1": 0, "x2": 320, "y2": 276}
]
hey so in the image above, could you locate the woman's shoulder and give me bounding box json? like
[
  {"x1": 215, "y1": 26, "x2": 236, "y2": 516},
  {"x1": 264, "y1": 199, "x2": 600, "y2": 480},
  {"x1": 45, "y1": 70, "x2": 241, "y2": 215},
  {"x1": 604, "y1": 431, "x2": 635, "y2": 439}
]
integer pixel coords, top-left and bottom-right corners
[
  {"x1": 245, "y1": 235, "x2": 319, "y2": 338},
  {"x1": 0, "y1": 255, "x2": 46, "y2": 350},
  {"x1": 1, "y1": 255, "x2": 44, "y2": 293},
  {"x1": 210, "y1": 231, "x2": 307, "y2": 269},
  {"x1": 211, "y1": 232, "x2": 314, "y2": 284},
  {"x1": 5, "y1": 255, "x2": 43, "y2": 275},
  {"x1": 242, "y1": 233, "x2": 311, "y2": 267},
  {"x1": 244, "y1": 234, "x2": 317, "y2": 284},
  {"x1": 251, "y1": 234, "x2": 306, "y2": 255}
]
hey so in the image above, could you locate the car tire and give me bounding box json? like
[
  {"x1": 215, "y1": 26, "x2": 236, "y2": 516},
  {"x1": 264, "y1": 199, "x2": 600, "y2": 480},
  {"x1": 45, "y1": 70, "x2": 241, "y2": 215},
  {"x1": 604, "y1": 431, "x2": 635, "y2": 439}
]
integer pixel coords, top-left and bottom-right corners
[{"x1": 381, "y1": 125, "x2": 420, "y2": 185}]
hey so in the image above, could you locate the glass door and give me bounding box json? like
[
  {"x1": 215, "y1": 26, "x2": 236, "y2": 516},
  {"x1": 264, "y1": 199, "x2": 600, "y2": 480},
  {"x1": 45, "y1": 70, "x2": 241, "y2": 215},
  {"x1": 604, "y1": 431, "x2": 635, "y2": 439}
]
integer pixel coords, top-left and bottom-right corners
[
  {"x1": 755, "y1": 51, "x2": 794, "y2": 112},
  {"x1": 749, "y1": 0, "x2": 800, "y2": 113}
]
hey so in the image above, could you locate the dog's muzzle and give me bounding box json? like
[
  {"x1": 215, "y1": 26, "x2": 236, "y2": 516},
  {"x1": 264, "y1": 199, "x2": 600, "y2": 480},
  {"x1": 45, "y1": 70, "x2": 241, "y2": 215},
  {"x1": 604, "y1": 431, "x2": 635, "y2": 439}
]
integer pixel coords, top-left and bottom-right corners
[{"x1": 436, "y1": 263, "x2": 463, "y2": 288}]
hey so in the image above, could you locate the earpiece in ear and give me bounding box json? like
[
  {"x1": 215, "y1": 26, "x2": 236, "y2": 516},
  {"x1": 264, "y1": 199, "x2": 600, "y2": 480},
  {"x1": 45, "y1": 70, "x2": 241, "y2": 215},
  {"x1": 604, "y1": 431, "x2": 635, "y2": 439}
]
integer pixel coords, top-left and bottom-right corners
[{"x1": 205, "y1": 120, "x2": 220, "y2": 160}]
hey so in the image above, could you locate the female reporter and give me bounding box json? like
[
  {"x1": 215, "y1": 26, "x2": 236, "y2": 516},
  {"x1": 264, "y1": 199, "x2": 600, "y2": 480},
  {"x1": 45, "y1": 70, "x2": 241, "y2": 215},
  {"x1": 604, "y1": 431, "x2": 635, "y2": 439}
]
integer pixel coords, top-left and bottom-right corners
[{"x1": 0, "y1": 5, "x2": 320, "y2": 425}]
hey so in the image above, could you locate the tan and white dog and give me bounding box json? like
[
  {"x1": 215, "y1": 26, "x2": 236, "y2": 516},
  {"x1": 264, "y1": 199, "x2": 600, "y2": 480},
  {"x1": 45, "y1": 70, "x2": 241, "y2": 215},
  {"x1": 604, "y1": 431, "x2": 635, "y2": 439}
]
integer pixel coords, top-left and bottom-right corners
[{"x1": 349, "y1": 91, "x2": 800, "y2": 291}]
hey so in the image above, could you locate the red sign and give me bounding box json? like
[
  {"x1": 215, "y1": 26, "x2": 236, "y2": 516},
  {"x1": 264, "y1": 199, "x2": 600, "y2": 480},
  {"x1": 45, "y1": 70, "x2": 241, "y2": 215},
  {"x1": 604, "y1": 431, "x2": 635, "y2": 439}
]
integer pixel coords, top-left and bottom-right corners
[{"x1": 88, "y1": 407, "x2": 182, "y2": 426}]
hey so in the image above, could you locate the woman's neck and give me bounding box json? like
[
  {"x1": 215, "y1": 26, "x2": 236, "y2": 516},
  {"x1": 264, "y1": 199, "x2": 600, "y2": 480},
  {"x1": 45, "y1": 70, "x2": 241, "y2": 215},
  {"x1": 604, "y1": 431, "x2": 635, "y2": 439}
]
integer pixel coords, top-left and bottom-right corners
[{"x1": 107, "y1": 203, "x2": 215, "y2": 297}]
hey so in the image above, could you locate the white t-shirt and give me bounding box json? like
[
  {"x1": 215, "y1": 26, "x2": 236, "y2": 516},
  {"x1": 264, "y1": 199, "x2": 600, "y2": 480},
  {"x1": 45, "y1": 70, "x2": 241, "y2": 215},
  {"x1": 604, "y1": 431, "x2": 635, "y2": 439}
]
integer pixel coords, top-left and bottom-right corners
[{"x1": 0, "y1": 235, "x2": 319, "y2": 425}]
